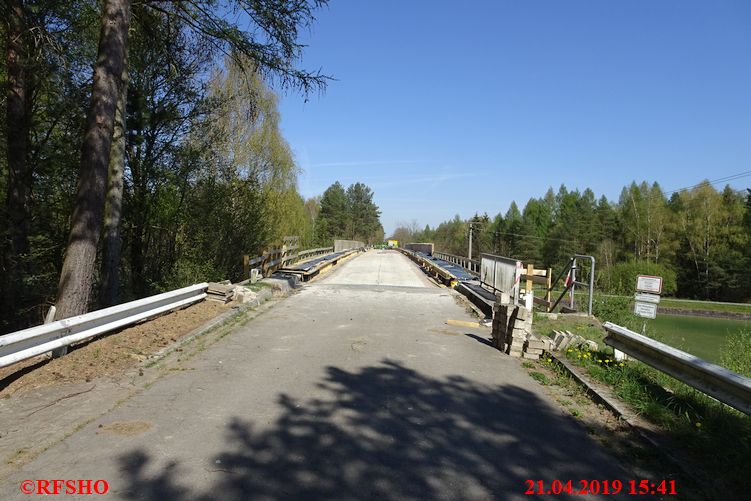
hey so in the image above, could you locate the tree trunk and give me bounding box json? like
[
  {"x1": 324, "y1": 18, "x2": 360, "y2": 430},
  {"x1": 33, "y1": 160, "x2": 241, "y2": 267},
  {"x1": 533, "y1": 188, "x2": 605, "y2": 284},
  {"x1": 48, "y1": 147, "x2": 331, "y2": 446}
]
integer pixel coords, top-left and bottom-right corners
[
  {"x1": 54, "y1": 0, "x2": 131, "y2": 320},
  {"x1": 100, "y1": 52, "x2": 128, "y2": 307},
  {"x1": 3, "y1": 0, "x2": 30, "y2": 325}
]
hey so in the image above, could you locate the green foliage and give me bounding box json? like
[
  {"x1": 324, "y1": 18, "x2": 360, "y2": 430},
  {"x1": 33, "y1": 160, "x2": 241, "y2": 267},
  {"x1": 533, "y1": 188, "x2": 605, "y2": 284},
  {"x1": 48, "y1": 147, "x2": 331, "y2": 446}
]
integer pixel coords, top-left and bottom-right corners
[
  {"x1": 720, "y1": 330, "x2": 751, "y2": 378},
  {"x1": 528, "y1": 371, "x2": 551, "y2": 385},
  {"x1": 424, "y1": 180, "x2": 751, "y2": 302},
  {"x1": 315, "y1": 181, "x2": 383, "y2": 245},
  {"x1": 562, "y1": 344, "x2": 751, "y2": 493},
  {"x1": 0, "y1": 1, "x2": 333, "y2": 331},
  {"x1": 602, "y1": 260, "x2": 677, "y2": 296},
  {"x1": 591, "y1": 294, "x2": 639, "y2": 330}
]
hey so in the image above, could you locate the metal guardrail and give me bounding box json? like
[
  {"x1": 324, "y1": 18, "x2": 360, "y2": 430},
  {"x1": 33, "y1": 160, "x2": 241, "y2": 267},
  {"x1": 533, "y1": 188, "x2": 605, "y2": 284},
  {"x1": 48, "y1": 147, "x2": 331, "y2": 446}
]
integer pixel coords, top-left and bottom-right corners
[
  {"x1": 296, "y1": 246, "x2": 334, "y2": 261},
  {"x1": 434, "y1": 251, "x2": 480, "y2": 274},
  {"x1": 243, "y1": 244, "x2": 335, "y2": 279},
  {"x1": 0, "y1": 283, "x2": 208, "y2": 369},
  {"x1": 603, "y1": 322, "x2": 751, "y2": 416},
  {"x1": 398, "y1": 248, "x2": 455, "y2": 283}
]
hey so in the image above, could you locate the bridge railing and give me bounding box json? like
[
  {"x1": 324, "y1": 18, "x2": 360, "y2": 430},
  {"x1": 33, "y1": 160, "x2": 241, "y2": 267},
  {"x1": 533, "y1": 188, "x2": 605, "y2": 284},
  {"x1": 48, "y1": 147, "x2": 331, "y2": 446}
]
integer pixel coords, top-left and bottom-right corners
[
  {"x1": 434, "y1": 251, "x2": 480, "y2": 274},
  {"x1": 603, "y1": 321, "x2": 751, "y2": 416},
  {"x1": 242, "y1": 236, "x2": 335, "y2": 279}
]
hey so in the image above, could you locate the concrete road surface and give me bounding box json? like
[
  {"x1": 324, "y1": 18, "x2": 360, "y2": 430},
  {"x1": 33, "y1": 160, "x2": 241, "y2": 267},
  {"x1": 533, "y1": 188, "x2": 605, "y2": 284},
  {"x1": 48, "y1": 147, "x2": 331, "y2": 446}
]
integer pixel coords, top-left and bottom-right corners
[{"x1": 3, "y1": 250, "x2": 633, "y2": 500}]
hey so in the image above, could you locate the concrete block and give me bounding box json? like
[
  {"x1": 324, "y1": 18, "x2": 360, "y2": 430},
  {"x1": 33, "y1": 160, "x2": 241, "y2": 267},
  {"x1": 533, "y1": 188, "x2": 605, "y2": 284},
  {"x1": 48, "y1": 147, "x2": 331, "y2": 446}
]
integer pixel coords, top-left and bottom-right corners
[
  {"x1": 585, "y1": 340, "x2": 599, "y2": 352},
  {"x1": 516, "y1": 307, "x2": 531, "y2": 321},
  {"x1": 552, "y1": 332, "x2": 566, "y2": 350},
  {"x1": 558, "y1": 334, "x2": 574, "y2": 351},
  {"x1": 526, "y1": 339, "x2": 546, "y2": 350},
  {"x1": 507, "y1": 349, "x2": 523, "y2": 358},
  {"x1": 522, "y1": 352, "x2": 540, "y2": 360}
]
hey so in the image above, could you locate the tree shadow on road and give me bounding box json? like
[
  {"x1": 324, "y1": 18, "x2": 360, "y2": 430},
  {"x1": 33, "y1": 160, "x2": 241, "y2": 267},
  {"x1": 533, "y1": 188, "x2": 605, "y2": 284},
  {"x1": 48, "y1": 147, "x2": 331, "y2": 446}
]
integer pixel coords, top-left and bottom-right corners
[{"x1": 117, "y1": 359, "x2": 629, "y2": 500}]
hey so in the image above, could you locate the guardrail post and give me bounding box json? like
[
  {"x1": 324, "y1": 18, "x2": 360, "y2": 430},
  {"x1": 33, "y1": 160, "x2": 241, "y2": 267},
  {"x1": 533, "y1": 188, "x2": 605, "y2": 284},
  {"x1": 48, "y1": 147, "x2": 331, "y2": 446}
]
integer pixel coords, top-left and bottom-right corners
[{"x1": 48, "y1": 306, "x2": 67, "y2": 358}]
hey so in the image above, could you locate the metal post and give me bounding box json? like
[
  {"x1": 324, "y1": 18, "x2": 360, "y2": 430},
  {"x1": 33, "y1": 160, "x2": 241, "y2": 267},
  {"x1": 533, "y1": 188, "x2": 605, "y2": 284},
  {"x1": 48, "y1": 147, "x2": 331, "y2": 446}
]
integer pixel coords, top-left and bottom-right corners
[
  {"x1": 573, "y1": 254, "x2": 596, "y2": 316},
  {"x1": 569, "y1": 258, "x2": 577, "y2": 310},
  {"x1": 468, "y1": 223, "x2": 473, "y2": 261},
  {"x1": 588, "y1": 256, "x2": 595, "y2": 316}
]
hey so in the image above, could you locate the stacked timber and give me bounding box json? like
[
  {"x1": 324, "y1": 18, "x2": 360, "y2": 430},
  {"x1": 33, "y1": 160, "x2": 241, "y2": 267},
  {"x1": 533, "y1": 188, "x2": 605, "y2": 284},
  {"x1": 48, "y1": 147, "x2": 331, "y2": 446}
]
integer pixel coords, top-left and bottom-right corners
[
  {"x1": 491, "y1": 300, "x2": 559, "y2": 359},
  {"x1": 492, "y1": 301, "x2": 537, "y2": 358},
  {"x1": 506, "y1": 306, "x2": 529, "y2": 358},
  {"x1": 207, "y1": 282, "x2": 235, "y2": 304}
]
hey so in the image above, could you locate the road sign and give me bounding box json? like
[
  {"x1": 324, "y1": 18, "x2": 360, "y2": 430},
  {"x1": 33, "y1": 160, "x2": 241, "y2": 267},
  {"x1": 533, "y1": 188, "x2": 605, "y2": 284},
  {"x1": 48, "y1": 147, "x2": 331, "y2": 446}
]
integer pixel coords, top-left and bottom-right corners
[
  {"x1": 635, "y1": 292, "x2": 661, "y2": 304},
  {"x1": 636, "y1": 275, "x2": 663, "y2": 294},
  {"x1": 634, "y1": 301, "x2": 657, "y2": 319}
]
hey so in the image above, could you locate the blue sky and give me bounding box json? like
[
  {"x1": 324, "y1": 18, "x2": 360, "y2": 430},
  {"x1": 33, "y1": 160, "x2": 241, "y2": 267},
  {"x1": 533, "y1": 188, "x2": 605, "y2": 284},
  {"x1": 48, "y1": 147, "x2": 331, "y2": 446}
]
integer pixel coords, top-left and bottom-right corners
[{"x1": 277, "y1": 0, "x2": 751, "y2": 235}]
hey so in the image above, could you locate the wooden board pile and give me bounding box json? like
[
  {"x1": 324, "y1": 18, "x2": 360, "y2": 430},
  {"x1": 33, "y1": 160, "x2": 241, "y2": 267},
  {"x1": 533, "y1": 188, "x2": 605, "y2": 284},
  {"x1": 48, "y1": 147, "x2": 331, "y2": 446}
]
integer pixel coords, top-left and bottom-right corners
[
  {"x1": 491, "y1": 302, "x2": 552, "y2": 359},
  {"x1": 207, "y1": 282, "x2": 235, "y2": 304}
]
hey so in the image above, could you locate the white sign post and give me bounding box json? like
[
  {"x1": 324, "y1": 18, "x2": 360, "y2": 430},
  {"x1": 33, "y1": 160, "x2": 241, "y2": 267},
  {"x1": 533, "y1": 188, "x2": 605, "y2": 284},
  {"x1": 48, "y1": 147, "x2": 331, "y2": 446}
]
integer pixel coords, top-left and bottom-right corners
[
  {"x1": 617, "y1": 275, "x2": 663, "y2": 361},
  {"x1": 634, "y1": 275, "x2": 663, "y2": 320},
  {"x1": 635, "y1": 292, "x2": 661, "y2": 304},
  {"x1": 636, "y1": 275, "x2": 663, "y2": 294},
  {"x1": 634, "y1": 301, "x2": 657, "y2": 319}
]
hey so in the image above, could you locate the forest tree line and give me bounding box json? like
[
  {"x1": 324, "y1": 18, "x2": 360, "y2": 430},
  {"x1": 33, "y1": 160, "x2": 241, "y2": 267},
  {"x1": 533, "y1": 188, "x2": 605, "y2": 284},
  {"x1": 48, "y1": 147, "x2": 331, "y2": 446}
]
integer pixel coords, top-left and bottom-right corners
[
  {"x1": 392, "y1": 181, "x2": 751, "y2": 302},
  {"x1": 0, "y1": 0, "x2": 381, "y2": 333}
]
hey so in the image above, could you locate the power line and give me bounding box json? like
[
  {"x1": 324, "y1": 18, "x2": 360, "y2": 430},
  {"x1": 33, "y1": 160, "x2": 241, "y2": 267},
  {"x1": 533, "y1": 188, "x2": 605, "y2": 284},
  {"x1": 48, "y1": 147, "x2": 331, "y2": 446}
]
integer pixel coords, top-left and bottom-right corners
[{"x1": 663, "y1": 170, "x2": 751, "y2": 196}]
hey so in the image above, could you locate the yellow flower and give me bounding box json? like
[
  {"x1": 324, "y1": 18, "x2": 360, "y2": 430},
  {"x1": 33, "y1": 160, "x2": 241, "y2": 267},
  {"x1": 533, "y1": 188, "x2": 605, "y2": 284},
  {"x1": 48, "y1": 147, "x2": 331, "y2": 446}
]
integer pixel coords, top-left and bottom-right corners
[
  {"x1": 619, "y1": 363, "x2": 624, "y2": 367},
  {"x1": 567, "y1": 349, "x2": 572, "y2": 353},
  {"x1": 598, "y1": 359, "x2": 603, "y2": 363},
  {"x1": 605, "y1": 359, "x2": 610, "y2": 363},
  {"x1": 547, "y1": 358, "x2": 552, "y2": 363},
  {"x1": 695, "y1": 422, "x2": 702, "y2": 428}
]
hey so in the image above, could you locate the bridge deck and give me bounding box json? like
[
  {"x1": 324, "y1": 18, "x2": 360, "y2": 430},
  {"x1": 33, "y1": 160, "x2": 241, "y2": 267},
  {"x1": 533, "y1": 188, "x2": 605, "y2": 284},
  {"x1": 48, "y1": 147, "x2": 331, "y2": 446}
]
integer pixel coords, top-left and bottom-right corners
[{"x1": 3, "y1": 250, "x2": 630, "y2": 500}]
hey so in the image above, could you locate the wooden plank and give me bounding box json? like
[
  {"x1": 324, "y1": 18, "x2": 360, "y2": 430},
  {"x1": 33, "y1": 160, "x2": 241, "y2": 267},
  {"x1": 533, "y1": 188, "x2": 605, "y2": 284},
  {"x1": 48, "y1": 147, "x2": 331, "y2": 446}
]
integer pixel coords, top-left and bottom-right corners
[
  {"x1": 446, "y1": 319, "x2": 482, "y2": 329},
  {"x1": 522, "y1": 274, "x2": 549, "y2": 285},
  {"x1": 247, "y1": 256, "x2": 264, "y2": 266},
  {"x1": 533, "y1": 296, "x2": 551, "y2": 306},
  {"x1": 526, "y1": 264, "x2": 533, "y2": 297}
]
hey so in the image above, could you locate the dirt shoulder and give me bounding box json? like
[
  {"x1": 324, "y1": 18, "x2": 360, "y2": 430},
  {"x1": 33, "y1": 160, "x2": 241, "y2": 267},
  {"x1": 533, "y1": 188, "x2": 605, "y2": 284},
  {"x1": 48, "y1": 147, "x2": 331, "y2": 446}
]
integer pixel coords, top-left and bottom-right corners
[{"x1": 0, "y1": 300, "x2": 228, "y2": 397}]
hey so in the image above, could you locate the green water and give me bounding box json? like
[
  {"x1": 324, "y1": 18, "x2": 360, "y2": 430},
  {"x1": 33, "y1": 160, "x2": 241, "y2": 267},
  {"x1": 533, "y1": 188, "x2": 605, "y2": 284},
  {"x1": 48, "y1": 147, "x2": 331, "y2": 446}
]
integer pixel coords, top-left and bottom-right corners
[{"x1": 646, "y1": 314, "x2": 751, "y2": 363}]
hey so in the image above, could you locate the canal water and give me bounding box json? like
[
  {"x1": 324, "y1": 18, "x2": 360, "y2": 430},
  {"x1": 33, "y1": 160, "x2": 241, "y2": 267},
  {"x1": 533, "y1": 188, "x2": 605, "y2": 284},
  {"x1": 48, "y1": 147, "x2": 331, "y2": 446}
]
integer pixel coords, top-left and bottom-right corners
[{"x1": 646, "y1": 314, "x2": 750, "y2": 363}]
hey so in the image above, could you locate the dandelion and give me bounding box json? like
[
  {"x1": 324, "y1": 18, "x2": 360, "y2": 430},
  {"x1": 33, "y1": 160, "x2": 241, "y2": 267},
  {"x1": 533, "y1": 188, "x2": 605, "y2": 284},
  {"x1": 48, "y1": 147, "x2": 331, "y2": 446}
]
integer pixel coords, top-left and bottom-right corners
[
  {"x1": 598, "y1": 359, "x2": 603, "y2": 363},
  {"x1": 619, "y1": 363, "x2": 624, "y2": 367},
  {"x1": 567, "y1": 349, "x2": 572, "y2": 353},
  {"x1": 695, "y1": 422, "x2": 702, "y2": 428},
  {"x1": 605, "y1": 359, "x2": 610, "y2": 363}
]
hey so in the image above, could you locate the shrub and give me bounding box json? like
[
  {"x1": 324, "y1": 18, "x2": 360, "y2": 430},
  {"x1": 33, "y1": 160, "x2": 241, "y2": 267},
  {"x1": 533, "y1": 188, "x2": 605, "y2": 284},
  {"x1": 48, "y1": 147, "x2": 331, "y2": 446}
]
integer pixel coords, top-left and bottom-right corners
[{"x1": 599, "y1": 260, "x2": 677, "y2": 296}]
